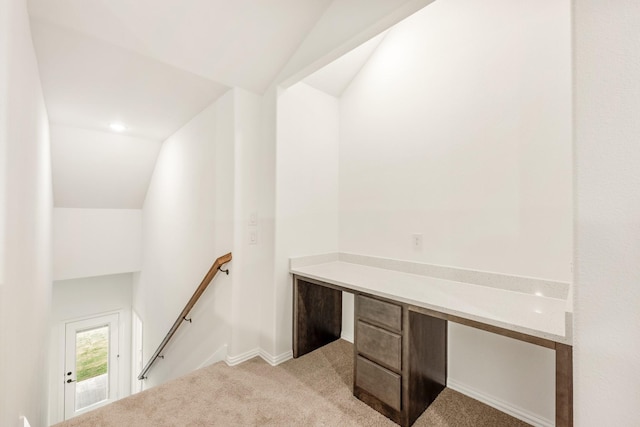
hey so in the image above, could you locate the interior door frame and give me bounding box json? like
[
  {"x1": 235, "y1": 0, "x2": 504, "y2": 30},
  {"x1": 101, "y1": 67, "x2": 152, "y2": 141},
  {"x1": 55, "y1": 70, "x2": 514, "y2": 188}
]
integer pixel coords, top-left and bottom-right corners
[
  {"x1": 62, "y1": 311, "x2": 121, "y2": 420},
  {"x1": 131, "y1": 310, "x2": 144, "y2": 394}
]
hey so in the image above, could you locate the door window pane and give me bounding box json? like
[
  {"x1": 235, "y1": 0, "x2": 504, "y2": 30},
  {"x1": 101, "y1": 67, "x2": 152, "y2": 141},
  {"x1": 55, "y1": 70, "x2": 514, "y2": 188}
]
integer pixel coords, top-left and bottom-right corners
[{"x1": 75, "y1": 325, "x2": 109, "y2": 410}]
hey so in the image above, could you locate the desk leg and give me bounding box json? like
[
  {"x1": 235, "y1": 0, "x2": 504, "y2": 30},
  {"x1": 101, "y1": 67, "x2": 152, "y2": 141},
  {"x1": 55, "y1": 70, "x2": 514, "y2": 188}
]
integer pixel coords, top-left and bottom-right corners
[
  {"x1": 556, "y1": 343, "x2": 573, "y2": 427},
  {"x1": 406, "y1": 310, "x2": 447, "y2": 426},
  {"x1": 293, "y1": 277, "x2": 342, "y2": 358}
]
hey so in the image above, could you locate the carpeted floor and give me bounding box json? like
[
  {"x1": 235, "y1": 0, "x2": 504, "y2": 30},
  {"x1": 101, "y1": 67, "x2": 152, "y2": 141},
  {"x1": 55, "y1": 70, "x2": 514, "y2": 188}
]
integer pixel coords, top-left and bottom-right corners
[{"x1": 54, "y1": 339, "x2": 530, "y2": 426}]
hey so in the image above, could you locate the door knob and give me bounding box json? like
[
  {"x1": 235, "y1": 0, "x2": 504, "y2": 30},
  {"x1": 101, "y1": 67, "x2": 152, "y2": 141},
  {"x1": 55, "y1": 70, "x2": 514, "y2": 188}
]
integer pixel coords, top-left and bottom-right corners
[{"x1": 66, "y1": 379, "x2": 76, "y2": 383}]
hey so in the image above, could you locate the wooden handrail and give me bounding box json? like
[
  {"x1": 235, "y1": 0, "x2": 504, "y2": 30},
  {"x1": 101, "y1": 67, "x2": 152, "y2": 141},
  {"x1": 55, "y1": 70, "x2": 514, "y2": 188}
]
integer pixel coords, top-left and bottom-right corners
[{"x1": 137, "y1": 252, "x2": 232, "y2": 380}]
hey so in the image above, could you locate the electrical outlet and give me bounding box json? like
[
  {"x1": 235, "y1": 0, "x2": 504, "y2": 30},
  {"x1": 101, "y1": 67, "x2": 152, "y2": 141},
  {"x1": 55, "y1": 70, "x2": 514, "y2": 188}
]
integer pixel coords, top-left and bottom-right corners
[{"x1": 412, "y1": 234, "x2": 423, "y2": 251}]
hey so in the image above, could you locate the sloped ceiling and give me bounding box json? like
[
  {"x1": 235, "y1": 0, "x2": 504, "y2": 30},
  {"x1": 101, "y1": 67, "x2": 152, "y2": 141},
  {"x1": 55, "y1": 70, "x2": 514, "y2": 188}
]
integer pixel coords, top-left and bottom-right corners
[
  {"x1": 275, "y1": 0, "x2": 435, "y2": 87},
  {"x1": 31, "y1": 20, "x2": 230, "y2": 142},
  {"x1": 27, "y1": 0, "x2": 333, "y2": 208},
  {"x1": 28, "y1": 0, "x2": 431, "y2": 209},
  {"x1": 303, "y1": 31, "x2": 388, "y2": 98},
  {"x1": 28, "y1": 0, "x2": 333, "y2": 93}
]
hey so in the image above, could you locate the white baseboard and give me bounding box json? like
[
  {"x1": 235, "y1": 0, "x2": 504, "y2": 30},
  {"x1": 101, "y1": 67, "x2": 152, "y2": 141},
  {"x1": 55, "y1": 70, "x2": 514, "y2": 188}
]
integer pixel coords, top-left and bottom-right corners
[
  {"x1": 225, "y1": 347, "x2": 292, "y2": 367},
  {"x1": 259, "y1": 349, "x2": 293, "y2": 366},
  {"x1": 198, "y1": 344, "x2": 228, "y2": 369},
  {"x1": 447, "y1": 379, "x2": 553, "y2": 427},
  {"x1": 341, "y1": 331, "x2": 354, "y2": 343},
  {"x1": 225, "y1": 347, "x2": 261, "y2": 366}
]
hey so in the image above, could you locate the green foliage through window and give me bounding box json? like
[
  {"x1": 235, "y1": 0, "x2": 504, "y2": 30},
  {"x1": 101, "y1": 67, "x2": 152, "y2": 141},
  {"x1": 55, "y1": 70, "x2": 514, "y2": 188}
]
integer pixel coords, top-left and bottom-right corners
[{"x1": 76, "y1": 326, "x2": 108, "y2": 382}]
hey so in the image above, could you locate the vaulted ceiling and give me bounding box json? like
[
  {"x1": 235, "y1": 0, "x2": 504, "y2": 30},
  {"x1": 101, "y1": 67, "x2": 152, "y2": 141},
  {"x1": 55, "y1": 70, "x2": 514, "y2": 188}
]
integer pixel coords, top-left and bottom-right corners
[
  {"x1": 303, "y1": 30, "x2": 388, "y2": 98},
  {"x1": 28, "y1": 0, "x2": 333, "y2": 94},
  {"x1": 28, "y1": 0, "x2": 334, "y2": 208},
  {"x1": 30, "y1": 20, "x2": 230, "y2": 142},
  {"x1": 27, "y1": 0, "x2": 404, "y2": 208}
]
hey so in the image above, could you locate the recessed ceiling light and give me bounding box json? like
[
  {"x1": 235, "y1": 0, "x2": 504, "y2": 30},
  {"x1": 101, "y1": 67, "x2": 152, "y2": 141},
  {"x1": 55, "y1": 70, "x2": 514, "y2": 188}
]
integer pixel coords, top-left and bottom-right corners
[{"x1": 109, "y1": 122, "x2": 127, "y2": 132}]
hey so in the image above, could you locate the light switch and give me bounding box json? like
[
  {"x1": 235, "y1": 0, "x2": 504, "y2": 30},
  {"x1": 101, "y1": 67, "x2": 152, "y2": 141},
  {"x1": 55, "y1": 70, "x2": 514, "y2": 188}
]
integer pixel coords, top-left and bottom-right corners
[
  {"x1": 249, "y1": 230, "x2": 258, "y2": 245},
  {"x1": 249, "y1": 211, "x2": 258, "y2": 226}
]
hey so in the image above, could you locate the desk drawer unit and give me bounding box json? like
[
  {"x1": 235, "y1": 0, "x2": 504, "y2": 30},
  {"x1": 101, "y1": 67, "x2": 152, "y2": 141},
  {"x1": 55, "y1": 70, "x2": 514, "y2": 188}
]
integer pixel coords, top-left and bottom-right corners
[
  {"x1": 354, "y1": 293, "x2": 447, "y2": 427},
  {"x1": 355, "y1": 295, "x2": 405, "y2": 424}
]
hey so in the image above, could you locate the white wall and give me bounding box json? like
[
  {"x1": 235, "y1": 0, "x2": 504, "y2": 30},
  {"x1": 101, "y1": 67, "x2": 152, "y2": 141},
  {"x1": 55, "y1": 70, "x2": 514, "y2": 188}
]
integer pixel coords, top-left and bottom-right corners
[
  {"x1": 274, "y1": 82, "x2": 340, "y2": 355},
  {"x1": 134, "y1": 91, "x2": 235, "y2": 387},
  {"x1": 0, "y1": 0, "x2": 7, "y2": 289},
  {"x1": 340, "y1": 0, "x2": 572, "y2": 281},
  {"x1": 227, "y1": 89, "x2": 265, "y2": 358},
  {"x1": 574, "y1": 1, "x2": 640, "y2": 425},
  {"x1": 258, "y1": 87, "x2": 279, "y2": 357},
  {"x1": 447, "y1": 324, "x2": 555, "y2": 424},
  {"x1": 53, "y1": 208, "x2": 142, "y2": 280},
  {"x1": 0, "y1": 0, "x2": 53, "y2": 426},
  {"x1": 48, "y1": 273, "x2": 133, "y2": 424}
]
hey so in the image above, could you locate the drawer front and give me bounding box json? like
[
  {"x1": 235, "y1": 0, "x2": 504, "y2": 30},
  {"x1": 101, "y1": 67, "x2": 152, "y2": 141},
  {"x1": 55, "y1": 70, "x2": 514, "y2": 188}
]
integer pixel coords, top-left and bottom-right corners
[
  {"x1": 356, "y1": 321, "x2": 402, "y2": 371},
  {"x1": 357, "y1": 295, "x2": 402, "y2": 331},
  {"x1": 356, "y1": 356, "x2": 402, "y2": 411}
]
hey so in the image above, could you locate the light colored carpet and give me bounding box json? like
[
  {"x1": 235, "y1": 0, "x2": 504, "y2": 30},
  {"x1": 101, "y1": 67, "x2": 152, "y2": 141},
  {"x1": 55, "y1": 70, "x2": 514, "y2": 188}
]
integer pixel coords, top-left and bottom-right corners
[{"x1": 54, "y1": 339, "x2": 530, "y2": 426}]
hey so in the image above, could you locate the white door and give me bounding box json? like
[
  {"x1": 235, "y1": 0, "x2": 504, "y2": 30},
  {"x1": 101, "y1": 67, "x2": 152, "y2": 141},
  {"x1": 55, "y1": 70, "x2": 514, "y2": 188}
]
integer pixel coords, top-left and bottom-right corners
[{"x1": 64, "y1": 313, "x2": 119, "y2": 419}]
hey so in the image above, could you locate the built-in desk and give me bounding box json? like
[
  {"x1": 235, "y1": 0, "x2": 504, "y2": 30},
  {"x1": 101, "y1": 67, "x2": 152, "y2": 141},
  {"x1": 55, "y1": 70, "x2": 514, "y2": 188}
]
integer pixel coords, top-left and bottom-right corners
[{"x1": 290, "y1": 254, "x2": 573, "y2": 427}]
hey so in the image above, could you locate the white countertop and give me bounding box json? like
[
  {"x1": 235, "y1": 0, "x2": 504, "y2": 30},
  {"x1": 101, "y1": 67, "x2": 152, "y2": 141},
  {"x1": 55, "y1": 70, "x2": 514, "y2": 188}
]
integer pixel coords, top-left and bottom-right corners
[{"x1": 291, "y1": 260, "x2": 572, "y2": 345}]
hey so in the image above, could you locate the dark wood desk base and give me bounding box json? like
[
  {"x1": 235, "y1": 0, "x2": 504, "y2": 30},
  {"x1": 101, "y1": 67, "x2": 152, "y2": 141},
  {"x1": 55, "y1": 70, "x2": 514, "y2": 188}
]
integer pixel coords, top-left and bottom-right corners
[
  {"x1": 293, "y1": 278, "x2": 342, "y2": 358},
  {"x1": 292, "y1": 275, "x2": 573, "y2": 427}
]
